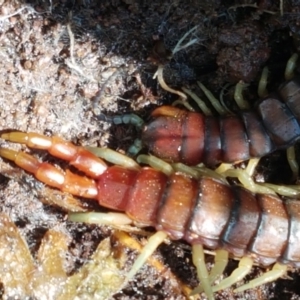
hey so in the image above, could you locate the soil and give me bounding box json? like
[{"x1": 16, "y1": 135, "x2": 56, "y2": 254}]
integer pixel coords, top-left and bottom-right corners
[{"x1": 0, "y1": 0, "x2": 300, "y2": 299}]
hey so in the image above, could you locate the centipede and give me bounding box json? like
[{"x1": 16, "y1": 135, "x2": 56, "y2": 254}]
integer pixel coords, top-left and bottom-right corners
[
  {"x1": 141, "y1": 55, "x2": 300, "y2": 167},
  {"x1": 0, "y1": 131, "x2": 299, "y2": 300}
]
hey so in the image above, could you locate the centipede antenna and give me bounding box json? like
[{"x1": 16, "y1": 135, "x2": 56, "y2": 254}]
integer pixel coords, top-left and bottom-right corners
[
  {"x1": 127, "y1": 138, "x2": 143, "y2": 156},
  {"x1": 192, "y1": 244, "x2": 214, "y2": 300},
  {"x1": 286, "y1": 146, "x2": 299, "y2": 180},
  {"x1": 212, "y1": 256, "x2": 253, "y2": 292},
  {"x1": 86, "y1": 147, "x2": 140, "y2": 170},
  {"x1": 97, "y1": 113, "x2": 145, "y2": 156},
  {"x1": 234, "y1": 263, "x2": 287, "y2": 293},
  {"x1": 234, "y1": 81, "x2": 250, "y2": 110},
  {"x1": 197, "y1": 82, "x2": 228, "y2": 116},
  {"x1": 285, "y1": 53, "x2": 298, "y2": 80},
  {"x1": 115, "y1": 113, "x2": 139, "y2": 125},
  {"x1": 258, "y1": 67, "x2": 269, "y2": 98},
  {"x1": 181, "y1": 87, "x2": 213, "y2": 115},
  {"x1": 110, "y1": 114, "x2": 145, "y2": 129}
]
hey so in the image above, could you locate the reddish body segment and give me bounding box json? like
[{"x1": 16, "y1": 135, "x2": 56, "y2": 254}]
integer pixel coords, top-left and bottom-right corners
[
  {"x1": 142, "y1": 77, "x2": 300, "y2": 166},
  {"x1": 1, "y1": 132, "x2": 300, "y2": 269}
]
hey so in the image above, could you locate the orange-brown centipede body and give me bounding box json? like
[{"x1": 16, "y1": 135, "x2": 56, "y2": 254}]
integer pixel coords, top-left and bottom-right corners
[
  {"x1": 142, "y1": 77, "x2": 300, "y2": 166},
  {"x1": 0, "y1": 131, "x2": 299, "y2": 299},
  {"x1": 83, "y1": 161, "x2": 300, "y2": 269}
]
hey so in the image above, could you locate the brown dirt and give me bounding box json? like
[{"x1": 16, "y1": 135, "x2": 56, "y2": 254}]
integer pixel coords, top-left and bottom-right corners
[{"x1": 0, "y1": 0, "x2": 300, "y2": 299}]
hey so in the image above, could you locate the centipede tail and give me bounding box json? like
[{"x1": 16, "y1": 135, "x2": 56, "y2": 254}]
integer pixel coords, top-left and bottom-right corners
[
  {"x1": 142, "y1": 76, "x2": 300, "y2": 166},
  {"x1": 1, "y1": 131, "x2": 300, "y2": 299}
]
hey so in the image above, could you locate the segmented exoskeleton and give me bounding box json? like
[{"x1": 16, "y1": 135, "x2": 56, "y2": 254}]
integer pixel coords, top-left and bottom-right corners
[
  {"x1": 0, "y1": 131, "x2": 299, "y2": 299},
  {"x1": 142, "y1": 75, "x2": 300, "y2": 166}
]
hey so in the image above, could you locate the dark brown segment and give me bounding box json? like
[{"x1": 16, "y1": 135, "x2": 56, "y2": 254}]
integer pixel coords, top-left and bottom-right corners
[
  {"x1": 249, "y1": 194, "x2": 288, "y2": 266},
  {"x1": 221, "y1": 186, "x2": 260, "y2": 257},
  {"x1": 181, "y1": 112, "x2": 205, "y2": 165},
  {"x1": 279, "y1": 78, "x2": 300, "y2": 122},
  {"x1": 156, "y1": 173, "x2": 198, "y2": 239},
  {"x1": 185, "y1": 178, "x2": 234, "y2": 249},
  {"x1": 142, "y1": 115, "x2": 184, "y2": 163},
  {"x1": 203, "y1": 117, "x2": 222, "y2": 166},
  {"x1": 126, "y1": 168, "x2": 168, "y2": 227},
  {"x1": 257, "y1": 96, "x2": 300, "y2": 147},
  {"x1": 220, "y1": 116, "x2": 250, "y2": 162},
  {"x1": 241, "y1": 112, "x2": 274, "y2": 157},
  {"x1": 282, "y1": 200, "x2": 300, "y2": 266}
]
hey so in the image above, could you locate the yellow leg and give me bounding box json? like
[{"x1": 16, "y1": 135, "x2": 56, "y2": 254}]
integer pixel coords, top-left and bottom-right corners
[
  {"x1": 86, "y1": 147, "x2": 140, "y2": 170},
  {"x1": 181, "y1": 87, "x2": 212, "y2": 115},
  {"x1": 234, "y1": 81, "x2": 250, "y2": 110},
  {"x1": 207, "y1": 250, "x2": 229, "y2": 284},
  {"x1": 287, "y1": 146, "x2": 299, "y2": 180},
  {"x1": 212, "y1": 257, "x2": 253, "y2": 292},
  {"x1": 215, "y1": 159, "x2": 275, "y2": 195},
  {"x1": 258, "y1": 67, "x2": 269, "y2": 98},
  {"x1": 154, "y1": 65, "x2": 187, "y2": 100},
  {"x1": 197, "y1": 82, "x2": 228, "y2": 116},
  {"x1": 245, "y1": 158, "x2": 260, "y2": 176},
  {"x1": 68, "y1": 212, "x2": 133, "y2": 226},
  {"x1": 285, "y1": 53, "x2": 298, "y2": 80},
  {"x1": 154, "y1": 26, "x2": 199, "y2": 100},
  {"x1": 191, "y1": 249, "x2": 228, "y2": 295},
  {"x1": 172, "y1": 98, "x2": 196, "y2": 112},
  {"x1": 137, "y1": 154, "x2": 173, "y2": 176},
  {"x1": 192, "y1": 244, "x2": 214, "y2": 300},
  {"x1": 234, "y1": 263, "x2": 287, "y2": 293},
  {"x1": 214, "y1": 163, "x2": 233, "y2": 174},
  {"x1": 260, "y1": 182, "x2": 300, "y2": 197},
  {"x1": 126, "y1": 231, "x2": 167, "y2": 282}
]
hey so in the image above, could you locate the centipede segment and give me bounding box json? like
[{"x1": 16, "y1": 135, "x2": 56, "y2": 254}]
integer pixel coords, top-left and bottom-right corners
[
  {"x1": 142, "y1": 55, "x2": 300, "y2": 168},
  {"x1": 1, "y1": 131, "x2": 300, "y2": 299},
  {"x1": 143, "y1": 77, "x2": 300, "y2": 166}
]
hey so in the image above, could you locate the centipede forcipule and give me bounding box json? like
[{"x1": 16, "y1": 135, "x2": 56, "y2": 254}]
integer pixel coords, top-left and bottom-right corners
[{"x1": 0, "y1": 131, "x2": 299, "y2": 300}]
